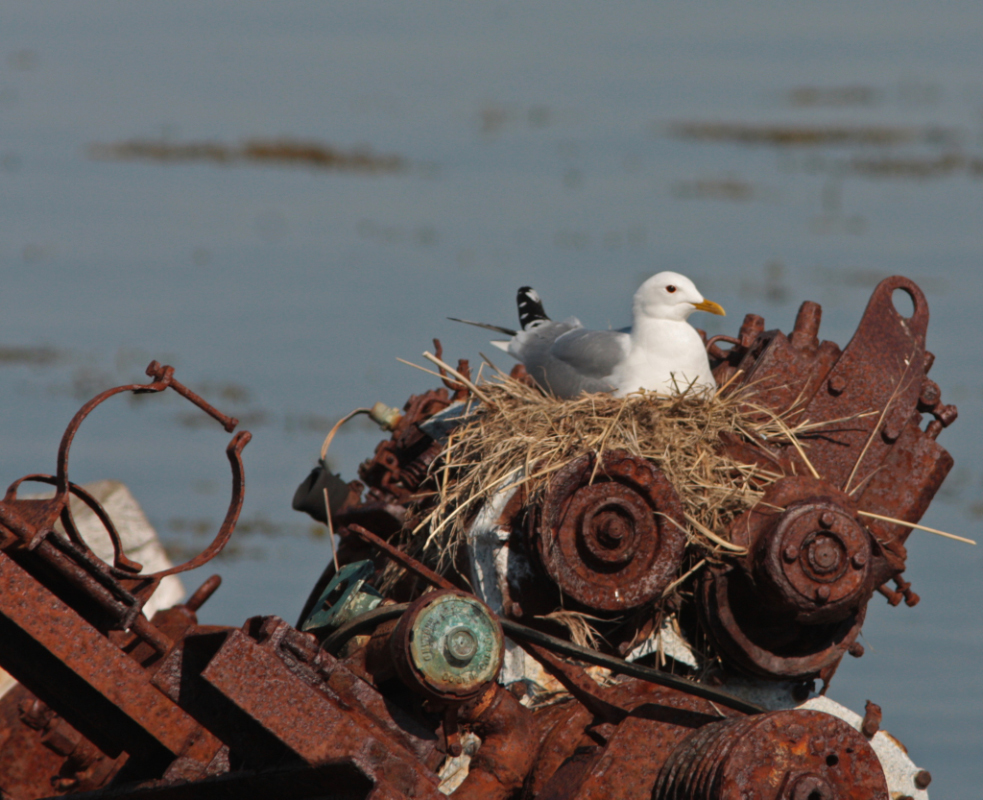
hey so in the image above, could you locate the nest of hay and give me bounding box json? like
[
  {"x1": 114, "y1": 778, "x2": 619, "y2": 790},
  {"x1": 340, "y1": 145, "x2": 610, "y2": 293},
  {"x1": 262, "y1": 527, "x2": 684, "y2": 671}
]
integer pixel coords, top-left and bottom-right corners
[{"x1": 399, "y1": 367, "x2": 810, "y2": 582}]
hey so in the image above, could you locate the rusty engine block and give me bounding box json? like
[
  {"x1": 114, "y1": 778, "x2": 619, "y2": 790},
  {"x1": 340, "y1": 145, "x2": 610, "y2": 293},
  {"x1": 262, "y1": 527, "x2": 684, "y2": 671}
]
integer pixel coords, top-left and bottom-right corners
[{"x1": 0, "y1": 276, "x2": 952, "y2": 799}]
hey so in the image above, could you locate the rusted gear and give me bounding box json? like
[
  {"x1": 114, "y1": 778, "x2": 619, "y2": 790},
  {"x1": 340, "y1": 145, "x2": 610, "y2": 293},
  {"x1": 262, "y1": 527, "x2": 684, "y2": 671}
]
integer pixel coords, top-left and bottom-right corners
[
  {"x1": 535, "y1": 450, "x2": 686, "y2": 611},
  {"x1": 652, "y1": 709, "x2": 889, "y2": 799}
]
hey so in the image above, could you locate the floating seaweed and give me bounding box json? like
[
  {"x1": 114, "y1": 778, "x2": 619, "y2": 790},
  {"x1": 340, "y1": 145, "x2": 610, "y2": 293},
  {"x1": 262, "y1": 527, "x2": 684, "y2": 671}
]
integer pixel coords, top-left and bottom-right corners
[
  {"x1": 668, "y1": 121, "x2": 956, "y2": 148},
  {"x1": 88, "y1": 138, "x2": 405, "y2": 174}
]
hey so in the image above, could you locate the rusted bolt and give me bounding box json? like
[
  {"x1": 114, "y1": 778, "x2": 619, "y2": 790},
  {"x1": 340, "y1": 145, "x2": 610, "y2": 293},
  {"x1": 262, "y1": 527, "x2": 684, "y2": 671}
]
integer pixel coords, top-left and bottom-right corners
[
  {"x1": 828, "y1": 375, "x2": 847, "y2": 395},
  {"x1": 861, "y1": 700, "x2": 882, "y2": 738},
  {"x1": 815, "y1": 586, "x2": 831, "y2": 603},
  {"x1": 789, "y1": 774, "x2": 835, "y2": 800},
  {"x1": 919, "y1": 379, "x2": 941, "y2": 406},
  {"x1": 818, "y1": 511, "x2": 836, "y2": 529},
  {"x1": 882, "y1": 421, "x2": 901, "y2": 443},
  {"x1": 851, "y1": 551, "x2": 867, "y2": 569},
  {"x1": 784, "y1": 544, "x2": 800, "y2": 563},
  {"x1": 807, "y1": 535, "x2": 842, "y2": 574},
  {"x1": 848, "y1": 641, "x2": 864, "y2": 658},
  {"x1": 445, "y1": 626, "x2": 478, "y2": 666},
  {"x1": 937, "y1": 403, "x2": 958, "y2": 427},
  {"x1": 914, "y1": 769, "x2": 932, "y2": 789},
  {"x1": 739, "y1": 313, "x2": 765, "y2": 347}
]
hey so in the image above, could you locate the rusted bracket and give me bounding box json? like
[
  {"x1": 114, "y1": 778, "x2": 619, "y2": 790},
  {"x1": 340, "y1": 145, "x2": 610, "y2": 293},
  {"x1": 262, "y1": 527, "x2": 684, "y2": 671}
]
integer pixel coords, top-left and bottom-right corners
[{"x1": 1, "y1": 361, "x2": 250, "y2": 584}]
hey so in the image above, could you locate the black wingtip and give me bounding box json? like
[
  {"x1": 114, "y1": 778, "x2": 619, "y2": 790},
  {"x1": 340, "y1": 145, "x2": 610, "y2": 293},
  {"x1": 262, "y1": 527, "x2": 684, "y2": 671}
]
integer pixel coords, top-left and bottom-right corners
[{"x1": 516, "y1": 286, "x2": 550, "y2": 330}]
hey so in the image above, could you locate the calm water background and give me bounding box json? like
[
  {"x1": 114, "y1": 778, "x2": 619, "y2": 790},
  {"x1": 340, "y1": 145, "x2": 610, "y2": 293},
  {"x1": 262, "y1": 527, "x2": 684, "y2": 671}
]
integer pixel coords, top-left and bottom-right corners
[{"x1": 2, "y1": 3, "x2": 982, "y2": 794}]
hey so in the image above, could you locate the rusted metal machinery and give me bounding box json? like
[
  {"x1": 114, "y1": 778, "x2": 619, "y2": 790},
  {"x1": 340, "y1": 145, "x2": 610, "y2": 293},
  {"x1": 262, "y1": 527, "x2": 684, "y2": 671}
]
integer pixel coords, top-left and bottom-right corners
[{"x1": 0, "y1": 275, "x2": 952, "y2": 799}]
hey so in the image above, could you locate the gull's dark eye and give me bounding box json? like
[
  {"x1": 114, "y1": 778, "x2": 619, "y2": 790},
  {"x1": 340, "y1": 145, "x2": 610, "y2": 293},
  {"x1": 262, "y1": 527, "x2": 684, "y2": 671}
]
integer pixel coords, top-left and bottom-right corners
[{"x1": 666, "y1": 285, "x2": 677, "y2": 293}]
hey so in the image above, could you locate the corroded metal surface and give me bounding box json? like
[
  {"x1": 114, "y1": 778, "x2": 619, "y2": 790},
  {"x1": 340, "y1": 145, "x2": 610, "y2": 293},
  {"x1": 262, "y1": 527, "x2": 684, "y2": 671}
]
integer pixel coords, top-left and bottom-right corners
[
  {"x1": 0, "y1": 277, "x2": 955, "y2": 798},
  {"x1": 536, "y1": 450, "x2": 687, "y2": 611},
  {"x1": 391, "y1": 591, "x2": 504, "y2": 704},
  {"x1": 702, "y1": 276, "x2": 955, "y2": 681},
  {"x1": 652, "y1": 710, "x2": 890, "y2": 799}
]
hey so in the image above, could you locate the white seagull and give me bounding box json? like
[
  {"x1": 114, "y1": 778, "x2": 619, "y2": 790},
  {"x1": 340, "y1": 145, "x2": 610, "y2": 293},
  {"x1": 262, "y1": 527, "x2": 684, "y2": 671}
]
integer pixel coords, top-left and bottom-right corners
[{"x1": 451, "y1": 272, "x2": 725, "y2": 399}]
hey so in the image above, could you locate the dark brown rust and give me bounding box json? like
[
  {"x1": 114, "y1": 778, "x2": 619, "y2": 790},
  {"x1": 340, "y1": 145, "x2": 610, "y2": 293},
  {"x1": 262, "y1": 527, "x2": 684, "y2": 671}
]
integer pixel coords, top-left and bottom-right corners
[
  {"x1": 652, "y1": 709, "x2": 889, "y2": 799},
  {"x1": 703, "y1": 276, "x2": 956, "y2": 682},
  {"x1": 535, "y1": 450, "x2": 687, "y2": 611},
  {"x1": 453, "y1": 685, "x2": 539, "y2": 800}
]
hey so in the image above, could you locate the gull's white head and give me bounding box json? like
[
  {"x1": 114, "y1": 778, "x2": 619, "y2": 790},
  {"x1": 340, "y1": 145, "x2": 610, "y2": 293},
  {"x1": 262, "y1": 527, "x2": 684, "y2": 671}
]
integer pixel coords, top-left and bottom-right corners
[{"x1": 633, "y1": 271, "x2": 726, "y2": 322}]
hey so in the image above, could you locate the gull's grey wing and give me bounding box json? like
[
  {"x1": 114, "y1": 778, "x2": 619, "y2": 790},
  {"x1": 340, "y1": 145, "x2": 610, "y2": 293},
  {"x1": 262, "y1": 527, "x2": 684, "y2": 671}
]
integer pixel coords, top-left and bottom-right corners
[
  {"x1": 508, "y1": 318, "x2": 627, "y2": 398},
  {"x1": 550, "y1": 328, "x2": 630, "y2": 380}
]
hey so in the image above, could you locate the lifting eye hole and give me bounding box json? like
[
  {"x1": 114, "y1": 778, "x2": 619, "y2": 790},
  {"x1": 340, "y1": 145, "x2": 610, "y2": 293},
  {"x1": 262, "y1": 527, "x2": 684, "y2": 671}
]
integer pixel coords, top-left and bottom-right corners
[{"x1": 666, "y1": 285, "x2": 677, "y2": 294}]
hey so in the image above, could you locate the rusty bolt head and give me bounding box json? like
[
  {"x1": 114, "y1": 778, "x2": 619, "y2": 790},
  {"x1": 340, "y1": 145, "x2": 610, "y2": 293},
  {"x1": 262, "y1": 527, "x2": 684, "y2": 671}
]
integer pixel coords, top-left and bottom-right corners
[
  {"x1": 789, "y1": 774, "x2": 835, "y2": 800},
  {"x1": 851, "y1": 551, "x2": 867, "y2": 569},
  {"x1": 848, "y1": 641, "x2": 865, "y2": 658},
  {"x1": 861, "y1": 700, "x2": 882, "y2": 738},
  {"x1": 828, "y1": 375, "x2": 847, "y2": 395},
  {"x1": 806, "y1": 535, "x2": 843, "y2": 575},
  {"x1": 784, "y1": 544, "x2": 800, "y2": 563},
  {"x1": 938, "y1": 403, "x2": 958, "y2": 427},
  {"x1": 815, "y1": 586, "x2": 831, "y2": 603},
  {"x1": 914, "y1": 769, "x2": 932, "y2": 789},
  {"x1": 919, "y1": 379, "x2": 941, "y2": 406},
  {"x1": 882, "y1": 422, "x2": 901, "y2": 443},
  {"x1": 818, "y1": 511, "x2": 836, "y2": 529}
]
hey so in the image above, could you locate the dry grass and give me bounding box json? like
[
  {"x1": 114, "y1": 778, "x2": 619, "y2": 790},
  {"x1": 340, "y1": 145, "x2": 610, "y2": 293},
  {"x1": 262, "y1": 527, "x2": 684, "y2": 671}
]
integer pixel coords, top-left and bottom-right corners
[{"x1": 398, "y1": 365, "x2": 825, "y2": 578}]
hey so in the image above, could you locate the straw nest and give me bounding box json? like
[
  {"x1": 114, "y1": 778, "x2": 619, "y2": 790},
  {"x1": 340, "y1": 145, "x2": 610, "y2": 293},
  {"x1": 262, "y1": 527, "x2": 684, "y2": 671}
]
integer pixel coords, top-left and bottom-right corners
[{"x1": 398, "y1": 367, "x2": 809, "y2": 582}]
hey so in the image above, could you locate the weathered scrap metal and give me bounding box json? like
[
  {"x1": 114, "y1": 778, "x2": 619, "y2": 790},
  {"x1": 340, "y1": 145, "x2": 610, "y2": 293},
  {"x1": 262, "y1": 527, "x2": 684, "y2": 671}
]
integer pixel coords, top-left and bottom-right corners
[
  {"x1": 0, "y1": 275, "x2": 954, "y2": 798},
  {"x1": 700, "y1": 276, "x2": 955, "y2": 681}
]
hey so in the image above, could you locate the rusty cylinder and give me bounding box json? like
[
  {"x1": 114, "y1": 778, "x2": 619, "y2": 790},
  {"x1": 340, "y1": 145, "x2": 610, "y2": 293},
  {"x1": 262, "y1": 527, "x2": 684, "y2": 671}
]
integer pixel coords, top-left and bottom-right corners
[{"x1": 652, "y1": 709, "x2": 889, "y2": 800}]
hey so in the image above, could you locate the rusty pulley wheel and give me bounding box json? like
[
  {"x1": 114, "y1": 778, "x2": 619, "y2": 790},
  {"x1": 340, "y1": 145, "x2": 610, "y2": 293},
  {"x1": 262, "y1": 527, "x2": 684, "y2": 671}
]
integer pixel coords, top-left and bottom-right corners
[
  {"x1": 535, "y1": 450, "x2": 686, "y2": 611},
  {"x1": 698, "y1": 565, "x2": 866, "y2": 681}
]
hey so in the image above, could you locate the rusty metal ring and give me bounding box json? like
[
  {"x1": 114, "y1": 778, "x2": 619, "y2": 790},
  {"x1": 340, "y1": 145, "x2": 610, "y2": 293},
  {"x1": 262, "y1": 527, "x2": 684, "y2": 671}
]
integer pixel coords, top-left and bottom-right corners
[{"x1": 698, "y1": 566, "x2": 866, "y2": 681}]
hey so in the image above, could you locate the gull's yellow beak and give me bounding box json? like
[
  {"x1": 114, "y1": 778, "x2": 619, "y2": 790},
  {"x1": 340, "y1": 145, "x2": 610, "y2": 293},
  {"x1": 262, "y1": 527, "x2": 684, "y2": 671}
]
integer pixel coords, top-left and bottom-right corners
[{"x1": 693, "y1": 299, "x2": 726, "y2": 316}]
